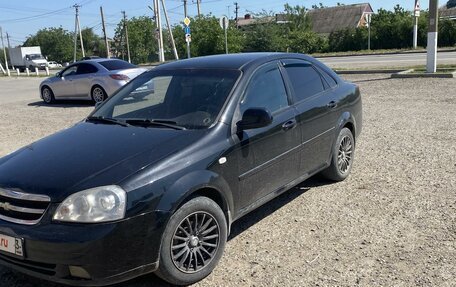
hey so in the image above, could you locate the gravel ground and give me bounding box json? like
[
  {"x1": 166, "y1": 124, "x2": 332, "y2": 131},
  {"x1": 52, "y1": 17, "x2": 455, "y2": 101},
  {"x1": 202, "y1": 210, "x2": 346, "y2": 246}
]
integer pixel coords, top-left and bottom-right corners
[{"x1": 0, "y1": 74, "x2": 455, "y2": 286}]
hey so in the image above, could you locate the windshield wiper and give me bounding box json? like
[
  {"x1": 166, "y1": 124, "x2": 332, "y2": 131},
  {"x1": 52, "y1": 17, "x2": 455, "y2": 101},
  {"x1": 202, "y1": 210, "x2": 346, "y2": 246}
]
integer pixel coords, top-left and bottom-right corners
[
  {"x1": 86, "y1": 116, "x2": 130, "y2": 127},
  {"x1": 125, "y1": 119, "x2": 186, "y2": 130}
]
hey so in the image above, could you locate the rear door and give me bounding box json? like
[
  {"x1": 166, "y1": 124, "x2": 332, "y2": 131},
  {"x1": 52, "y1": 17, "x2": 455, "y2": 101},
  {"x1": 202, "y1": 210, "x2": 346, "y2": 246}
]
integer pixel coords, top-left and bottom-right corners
[
  {"x1": 235, "y1": 61, "x2": 301, "y2": 209},
  {"x1": 281, "y1": 59, "x2": 340, "y2": 174}
]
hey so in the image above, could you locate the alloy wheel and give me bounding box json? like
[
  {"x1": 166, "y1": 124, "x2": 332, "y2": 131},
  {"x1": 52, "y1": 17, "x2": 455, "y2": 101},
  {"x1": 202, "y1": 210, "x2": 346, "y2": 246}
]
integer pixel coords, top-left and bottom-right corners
[
  {"x1": 337, "y1": 135, "x2": 353, "y2": 173},
  {"x1": 92, "y1": 87, "x2": 105, "y2": 103},
  {"x1": 42, "y1": 88, "x2": 52, "y2": 103},
  {"x1": 171, "y1": 211, "x2": 220, "y2": 274}
]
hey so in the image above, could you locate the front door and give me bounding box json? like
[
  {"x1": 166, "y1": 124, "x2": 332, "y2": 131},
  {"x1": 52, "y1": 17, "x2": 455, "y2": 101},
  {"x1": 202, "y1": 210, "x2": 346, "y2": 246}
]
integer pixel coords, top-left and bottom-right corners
[
  {"x1": 52, "y1": 65, "x2": 78, "y2": 98},
  {"x1": 234, "y1": 62, "x2": 301, "y2": 210}
]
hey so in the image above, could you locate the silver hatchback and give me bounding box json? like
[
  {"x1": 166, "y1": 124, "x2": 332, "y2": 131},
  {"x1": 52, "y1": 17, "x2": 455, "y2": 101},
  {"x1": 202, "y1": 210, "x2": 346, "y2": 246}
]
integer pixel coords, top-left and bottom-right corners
[{"x1": 39, "y1": 59, "x2": 147, "y2": 104}]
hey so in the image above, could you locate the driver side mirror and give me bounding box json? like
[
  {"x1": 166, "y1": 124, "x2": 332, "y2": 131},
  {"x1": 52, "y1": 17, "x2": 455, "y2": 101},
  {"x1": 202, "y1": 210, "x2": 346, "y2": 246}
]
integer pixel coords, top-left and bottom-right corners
[{"x1": 237, "y1": 108, "x2": 273, "y2": 131}]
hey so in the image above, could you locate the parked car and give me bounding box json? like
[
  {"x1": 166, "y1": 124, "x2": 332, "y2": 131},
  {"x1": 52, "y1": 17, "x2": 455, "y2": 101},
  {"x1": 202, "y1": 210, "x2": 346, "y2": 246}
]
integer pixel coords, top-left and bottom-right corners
[
  {"x1": 47, "y1": 61, "x2": 62, "y2": 68},
  {"x1": 39, "y1": 58, "x2": 147, "y2": 104},
  {"x1": 0, "y1": 53, "x2": 362, "y2": 286}
]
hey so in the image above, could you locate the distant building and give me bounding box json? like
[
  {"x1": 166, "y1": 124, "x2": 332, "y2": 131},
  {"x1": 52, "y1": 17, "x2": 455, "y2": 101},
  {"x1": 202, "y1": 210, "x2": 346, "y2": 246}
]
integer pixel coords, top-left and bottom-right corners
[
  {"x1": 306, "y1": 3, "x2": 374, "y2": 35},
  {"x1": 440, "y1": 7, "x2": 456, "y2": 20},
  {"x1": 237, "y1": 3, "x2": 374, "y2": 36},
  {"x1": 236, "y1": 14, "x2": 275, "y2": 27}
]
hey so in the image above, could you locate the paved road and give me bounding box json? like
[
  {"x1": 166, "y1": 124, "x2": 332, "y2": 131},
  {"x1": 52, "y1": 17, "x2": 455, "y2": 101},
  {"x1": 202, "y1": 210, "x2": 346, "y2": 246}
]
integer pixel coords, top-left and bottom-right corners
[
  {"x1": 0, "y1": 77, "x2": 42, "y2": 104},
  {"x1": 318, "y1": 51, "x2": 456, "y2": 69}
]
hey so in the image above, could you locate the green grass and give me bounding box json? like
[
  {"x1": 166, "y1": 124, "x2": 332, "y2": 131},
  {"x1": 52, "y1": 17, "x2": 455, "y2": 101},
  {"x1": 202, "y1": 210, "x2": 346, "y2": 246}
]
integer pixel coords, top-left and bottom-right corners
[{"x1": 311, "y1": 47, "x2": 456, "y2": 58}]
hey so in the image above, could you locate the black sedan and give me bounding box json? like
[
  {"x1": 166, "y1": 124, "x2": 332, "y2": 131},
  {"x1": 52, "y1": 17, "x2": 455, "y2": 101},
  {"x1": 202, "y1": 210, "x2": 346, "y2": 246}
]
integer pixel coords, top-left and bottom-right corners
[{"x1": 0, "y1": 53, "x2": 362, "y2": 286}]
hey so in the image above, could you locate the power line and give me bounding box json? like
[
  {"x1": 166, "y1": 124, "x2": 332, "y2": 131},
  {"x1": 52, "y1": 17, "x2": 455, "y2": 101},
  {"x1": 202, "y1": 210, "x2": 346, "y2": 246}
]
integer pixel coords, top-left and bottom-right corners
[{"x1": 0, "y1": 6, "x2": 73, "y2": 24}]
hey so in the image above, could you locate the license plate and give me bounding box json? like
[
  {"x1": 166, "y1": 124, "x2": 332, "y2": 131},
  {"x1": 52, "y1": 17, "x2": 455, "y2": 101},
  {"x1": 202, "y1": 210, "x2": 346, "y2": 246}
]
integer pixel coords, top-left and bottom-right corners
[{"x1": 0, "y1": 233, "x2": 24, "y2": 257}]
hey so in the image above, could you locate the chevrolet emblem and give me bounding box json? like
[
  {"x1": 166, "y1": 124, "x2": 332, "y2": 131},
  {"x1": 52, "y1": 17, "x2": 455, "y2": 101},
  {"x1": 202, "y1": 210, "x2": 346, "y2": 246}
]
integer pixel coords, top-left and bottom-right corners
[{"x1": 0, "y1": 202, "x2": 11, "y2": 211}]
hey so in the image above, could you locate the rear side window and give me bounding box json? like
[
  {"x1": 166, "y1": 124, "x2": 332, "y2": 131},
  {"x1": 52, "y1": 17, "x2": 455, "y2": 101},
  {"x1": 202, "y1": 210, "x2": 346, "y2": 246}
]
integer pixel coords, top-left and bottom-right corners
[
  {"x1": 241, "y1": 63, "x2": 288, "y2": 114},
  {"x1": 99, "y1": 60, "x2": 137, "y2": 71},
  {"x1": 315, "y1": 65, "x2": 338, "y2": 88},
  {"x1": 283, "y1": 61, "x2": 325, "y2": 102},
  {"x1": 77, "y1": 63, "x2": 98, "y2": 74}
]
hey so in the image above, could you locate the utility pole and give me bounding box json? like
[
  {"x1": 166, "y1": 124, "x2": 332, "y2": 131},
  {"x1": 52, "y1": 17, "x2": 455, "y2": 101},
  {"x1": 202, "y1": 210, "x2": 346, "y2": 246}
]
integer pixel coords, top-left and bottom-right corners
[
  {"x1": 183, "y1": 0, "x2": 188, "y2": 18},
  {"x1": 234, "y1": 2, "x2": 239, "y2": 28},
  {"x1": 77, "y1": 9, "x2": 85, "y2": 58},
  {"x1": 427, "y1": 0, "x2": 439, "y2": 73},
  {"x1": 156, "y1": 0, "x2": 165, "y2": 62},
  {"x1": 100, "y1": 6, "x2": 110, "y2": 58},
  {"x1": 73, "y1": 4, "x2": 80, "y2": 62},
  {"x1": 149, "y1": 3, "x2": 162, "y2": 62},
  {"x1": 6, "y1": 32, "x2": 13, "y2": 69},
  {"x1": 6, "y1": 32, "x2": 11, "y2": 50},
  {"x1": 0, "y1": 27, "x2": 9, "y2": 73},
  {"x1": 161, "y1": 0, "x2": 179, "y2": 60},
  {"x1": 366, "y1": 13, "x2": 372, "y2": 50},
  {"x1": 122, "y1": 11, "x2": 131, "y2": 63},
  {"x1": 413, "y1": 0, "x2": 420, "y2": 49},
  {"x1": 196, "y1": 0, "x2": 201, "y2": 17}
]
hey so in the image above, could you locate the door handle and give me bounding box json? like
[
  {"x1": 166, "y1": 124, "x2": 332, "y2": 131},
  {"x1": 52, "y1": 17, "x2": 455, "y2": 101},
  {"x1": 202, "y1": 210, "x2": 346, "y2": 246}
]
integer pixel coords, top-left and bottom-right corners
[
  {"x1": 326, "y1": 101, "x2": 337, "y2": 109},
  {"x1": 282, "y1": 119, "x2": 297, "y2": 131}
]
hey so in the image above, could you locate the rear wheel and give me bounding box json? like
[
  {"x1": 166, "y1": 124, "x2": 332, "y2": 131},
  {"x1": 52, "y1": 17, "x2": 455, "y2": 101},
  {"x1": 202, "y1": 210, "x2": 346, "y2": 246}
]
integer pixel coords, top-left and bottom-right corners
[
  {"x1": 155, "y1": 197, "x2": 227, "y2": 285},
  {"x1": 91, "y1": 85, "x2": 107, "y2": 103},
  {"x1": 321, "y1": 127, "x2": 355, "y2": 181},
  {"x1": 41, "y1": 86, "x2": 55, "y2": 104}
]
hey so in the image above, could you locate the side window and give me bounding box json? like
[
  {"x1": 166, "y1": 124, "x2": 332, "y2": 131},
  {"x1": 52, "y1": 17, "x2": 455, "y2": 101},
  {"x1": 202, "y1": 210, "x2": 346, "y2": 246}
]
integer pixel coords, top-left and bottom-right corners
[
  {"x1": 315, "y1": 66, "x2": 338, "y2": 88},
  {"x1": 241, "y1": 63, "x2": 288, "y2": 114},
  {"x1": 283, "y1": 60, "x2": 325, "y2": 102},
  {"x1": 61, "y1": 65, "x2": 78, "y2": 77},
  {"x1": 77, "y1": 63, "x2": 98, "y2": 74}
]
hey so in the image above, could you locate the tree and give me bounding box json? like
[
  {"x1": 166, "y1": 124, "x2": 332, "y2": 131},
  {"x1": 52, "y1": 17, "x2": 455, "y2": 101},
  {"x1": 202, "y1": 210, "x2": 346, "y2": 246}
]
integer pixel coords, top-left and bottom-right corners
[
  {"x1": 81, "y1": 28, "x2": 106, "y2": 57},
  {"x1": 23, "y1": 27, "x2": 74, "y2": 63},
  {"x1": 447, "y1": 0, "x2": 456, "y2": 9},
  {"x1": 113, "y1": 16, "x2": 157, "y2": 64},
  {"x1": 439, "y1": 18, "x2": 456, "y2": 46},
  {"x1": 173, "y1": 15, "x2": 245, "y2": 58}
]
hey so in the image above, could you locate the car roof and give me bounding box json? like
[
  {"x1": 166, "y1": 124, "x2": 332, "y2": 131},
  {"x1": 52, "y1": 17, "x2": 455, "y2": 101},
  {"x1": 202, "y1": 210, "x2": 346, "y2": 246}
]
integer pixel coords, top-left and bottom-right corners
[
  {"x1": 79, "y1": 58, "x2": 122, "y2": 64},
  {"x1": 154, "y1": 52, "x2": 314, "y2": 71}
]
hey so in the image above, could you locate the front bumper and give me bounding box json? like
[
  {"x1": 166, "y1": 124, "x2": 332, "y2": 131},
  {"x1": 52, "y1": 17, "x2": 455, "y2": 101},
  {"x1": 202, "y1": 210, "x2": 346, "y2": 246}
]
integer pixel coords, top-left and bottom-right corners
[{"x1": 0, "y1": 210, "x2": 170, "y2": 286}]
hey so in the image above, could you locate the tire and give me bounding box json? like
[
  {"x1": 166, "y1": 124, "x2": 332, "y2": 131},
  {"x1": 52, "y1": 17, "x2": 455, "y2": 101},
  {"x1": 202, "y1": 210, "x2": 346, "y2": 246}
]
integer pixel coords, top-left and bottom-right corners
[
  {"x1": 29, "y1": 65, "x2": 36, "y2": 73},
  {"x1": 155, "y1": 197, "x2": 227, "y2": 286},
  {"x1": 41, "y1": 86, "x2": 55, "y2": 104},
  {"x1": 91, "y1": 85, "x2": 107, "y2": 103},
  {"x1": 321, "y1": 127, "x2": 355, "y2": 181}
]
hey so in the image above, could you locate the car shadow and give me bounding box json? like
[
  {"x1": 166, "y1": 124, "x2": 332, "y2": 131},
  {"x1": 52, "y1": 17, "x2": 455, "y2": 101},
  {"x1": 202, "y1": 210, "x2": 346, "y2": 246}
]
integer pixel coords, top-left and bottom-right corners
[
  {"x1": 1, "y1": 175, "x2": 333, "y2": 287},
  {"x1": 228, "y1": 174, "x2": 332, "y2": 240},
  {"x1": 28, "y1": 100, "x2": 94, "y2": 108}
]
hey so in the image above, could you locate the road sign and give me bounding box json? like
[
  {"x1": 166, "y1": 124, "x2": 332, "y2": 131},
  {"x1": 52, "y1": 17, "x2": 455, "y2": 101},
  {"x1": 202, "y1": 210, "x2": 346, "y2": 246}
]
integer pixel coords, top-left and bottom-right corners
[
  {"x1": 219, "y1": 16, "x2": 229, "y2": 30},
  {"x1": 183, "y1": 17, "x2": 191, "y2": 26},
  {"x1": 185, "y1": 33, "x2": 191, "y2": 43},
  {"x1": 365, "y1": 13, "x2": 372, "y2": 27},
  {"x1": 184, "y1": 26, "x2": 191, "y2": 35},
  {"x1": 414, "y1": 0, "x2": 421, "y2": 17}
]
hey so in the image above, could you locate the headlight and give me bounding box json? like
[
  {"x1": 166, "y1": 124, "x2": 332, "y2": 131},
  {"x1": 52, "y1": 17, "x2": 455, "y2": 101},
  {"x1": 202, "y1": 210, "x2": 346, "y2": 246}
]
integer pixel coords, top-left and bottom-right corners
[{"x1": 53, "y1": 185, "x2": 126, "y2": 223}]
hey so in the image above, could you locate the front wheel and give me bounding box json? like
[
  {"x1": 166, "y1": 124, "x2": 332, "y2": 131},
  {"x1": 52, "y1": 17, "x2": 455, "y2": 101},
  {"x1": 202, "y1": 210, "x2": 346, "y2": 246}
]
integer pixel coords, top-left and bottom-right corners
[
  {"x1": 41, "y1": 86, "x2": 55, "y2": 104},
  {"x1": 155, "y1": 197, "x2": 227, "y2": 285},
  {"x1": 321, "y1": 127, "x2": 355, "y2": 181}
]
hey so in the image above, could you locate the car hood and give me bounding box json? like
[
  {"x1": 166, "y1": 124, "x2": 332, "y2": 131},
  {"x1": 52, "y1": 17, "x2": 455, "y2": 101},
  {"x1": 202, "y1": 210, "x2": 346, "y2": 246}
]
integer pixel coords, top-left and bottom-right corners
[{"x1": 0, "y1": 122, "x2": 205, "y2": 202}]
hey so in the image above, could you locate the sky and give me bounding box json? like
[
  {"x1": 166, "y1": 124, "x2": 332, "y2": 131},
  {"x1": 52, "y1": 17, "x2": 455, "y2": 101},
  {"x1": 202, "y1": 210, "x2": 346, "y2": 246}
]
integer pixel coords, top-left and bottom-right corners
[{"x1": 0, "y1": 0, "x2": 432, "y2": 47}]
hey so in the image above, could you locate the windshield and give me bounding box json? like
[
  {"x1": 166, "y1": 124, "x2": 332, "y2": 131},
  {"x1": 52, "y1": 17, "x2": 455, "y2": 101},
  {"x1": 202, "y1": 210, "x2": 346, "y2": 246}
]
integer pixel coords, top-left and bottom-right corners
[
  {"x1": 29, "y1": 54, "x2": 44, "y2": 60},
  {"x1": 92, "y1": 69, "x2": 240, "y2": 130}
]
